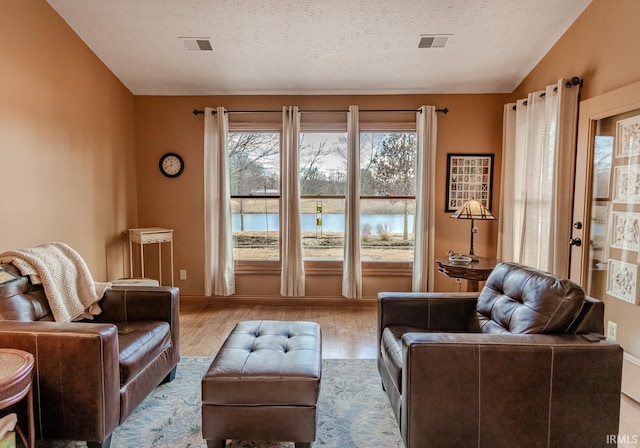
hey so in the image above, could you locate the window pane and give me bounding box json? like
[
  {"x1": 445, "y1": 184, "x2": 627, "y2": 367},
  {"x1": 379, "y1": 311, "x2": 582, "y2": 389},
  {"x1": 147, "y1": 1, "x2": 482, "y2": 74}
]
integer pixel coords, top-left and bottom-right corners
[
  {"x1": 360, "y1": 132, "x2": 416, "y2": 261},
  {"x1": 229, "y1": 131, "x2": 280, "y2": 260},
  {"x1": 229, "y1": 132, "x2": 279, "y2": 195},
  {"x1": 360, "y1": 132, "x2": 416, "y2": 196},
  {"x1": 300, "y1": 198, "x2": 345, "y2": 260},
  {"x1": 300, "y1": 132, "x2": 347, "y2": 260},
  {"x1": 360, "y1": 198, "x2": 415, "y2": 261}
]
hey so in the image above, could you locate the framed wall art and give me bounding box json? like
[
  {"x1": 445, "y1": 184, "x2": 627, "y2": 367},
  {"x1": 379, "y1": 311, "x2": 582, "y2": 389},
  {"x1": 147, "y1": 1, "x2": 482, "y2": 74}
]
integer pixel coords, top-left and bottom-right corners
[
  {"x1": 609, "y1": 211, "x2": 640, "y2": 252},
  {"x1": 606, "y1": 259, "x2": 639, "y2": 305},
  {"x1": 612, "y1": 164, "x2": 640, "y2": 203},
  {"x1": 445, "y1": 153, "x2": 494, "y2": 212},
  {"x1": 615, "y1": 115, "x2": 640, "y2": 158}
]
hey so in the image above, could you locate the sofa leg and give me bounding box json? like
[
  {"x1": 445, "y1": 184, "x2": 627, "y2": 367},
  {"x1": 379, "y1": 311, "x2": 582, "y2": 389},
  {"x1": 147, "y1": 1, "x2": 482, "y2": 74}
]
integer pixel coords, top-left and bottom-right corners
[
  {"x1": 295, "y1": 443, "x2": 311, "y2": 448},
  {"x1": 87, "y1": 434, "x2": 112, "y2": 448},
  {"x1": 206, "y1": 439, "x2": 226, "y2": 448},
  {"x1": 161, "y1": 366, "x2": 177, "y2": 384}
]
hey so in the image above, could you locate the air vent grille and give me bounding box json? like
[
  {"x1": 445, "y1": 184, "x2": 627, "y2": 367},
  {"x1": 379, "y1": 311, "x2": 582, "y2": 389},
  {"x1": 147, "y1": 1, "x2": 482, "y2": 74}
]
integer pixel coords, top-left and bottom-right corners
[
  {"x1": 179, "y1": 37, "x2": 213, "y2": 51},
  {"x1": 419, "y1": 34, "x2": 451, "y2": 49}
]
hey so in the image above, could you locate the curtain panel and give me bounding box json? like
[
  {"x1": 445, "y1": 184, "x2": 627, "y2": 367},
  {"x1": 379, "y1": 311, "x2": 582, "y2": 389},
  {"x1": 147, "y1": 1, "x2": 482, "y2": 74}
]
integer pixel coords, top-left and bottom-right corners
[
  {"x1": 342, "y1": 105, "x2": 362, "y2": 298},
  {"x1": 412, "y1": 106, "x2": 438, "y2": 291},
  {"x1": 498, "y1": 79, "x2": 579, "y2": 275},
  {"x1": 280, "y1": 106, "x2": 305, "y2": 296},
  {"x1": 204, "y1": 107, "x2": 235, "y2": 296}
]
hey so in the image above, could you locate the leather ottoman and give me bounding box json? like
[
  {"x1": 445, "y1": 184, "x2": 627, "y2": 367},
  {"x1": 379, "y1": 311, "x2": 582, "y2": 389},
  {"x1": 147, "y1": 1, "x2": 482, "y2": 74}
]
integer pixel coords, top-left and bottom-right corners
[{"x1": 202, "y1": 320, "x2": 322, "y2": 448}]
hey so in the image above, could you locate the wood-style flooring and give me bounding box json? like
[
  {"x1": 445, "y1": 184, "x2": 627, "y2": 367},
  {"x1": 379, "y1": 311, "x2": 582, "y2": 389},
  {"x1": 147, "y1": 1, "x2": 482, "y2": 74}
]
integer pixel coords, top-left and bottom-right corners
[{"x1": 180, "y1": 299, "x2": 640, "y2": 445}]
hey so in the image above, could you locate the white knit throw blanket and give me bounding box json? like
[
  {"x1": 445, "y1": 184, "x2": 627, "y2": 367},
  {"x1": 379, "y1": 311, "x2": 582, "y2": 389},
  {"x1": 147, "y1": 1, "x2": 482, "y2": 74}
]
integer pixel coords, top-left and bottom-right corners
[{"x1": 0, "y1": 242, "x2": 110, "y2": 322}]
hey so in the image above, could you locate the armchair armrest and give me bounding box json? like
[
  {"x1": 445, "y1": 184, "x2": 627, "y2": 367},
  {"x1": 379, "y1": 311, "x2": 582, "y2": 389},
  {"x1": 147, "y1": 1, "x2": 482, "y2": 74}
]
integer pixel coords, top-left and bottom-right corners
[
  {"x1": 0, "y1": 320, "x2": 120, "y2": 442},
  {"x1": 378, "y1": 292, "x2": 479, "y2": 335},
  {"x1": 400, "y1": 332, "x2": 623, "y2": 448},
  {"x1": 96, "y1": 286, "x2": 179, "y2": 323},
  {"x1": 95, "y1": 286, "x2": 181, "y2": 371}
]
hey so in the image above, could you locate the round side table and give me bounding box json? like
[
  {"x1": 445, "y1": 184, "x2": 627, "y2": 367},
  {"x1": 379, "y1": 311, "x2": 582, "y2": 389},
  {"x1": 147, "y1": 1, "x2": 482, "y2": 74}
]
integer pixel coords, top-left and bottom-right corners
[{"x1": 0, "y1": 348, "x2": 35, "y2": 448}]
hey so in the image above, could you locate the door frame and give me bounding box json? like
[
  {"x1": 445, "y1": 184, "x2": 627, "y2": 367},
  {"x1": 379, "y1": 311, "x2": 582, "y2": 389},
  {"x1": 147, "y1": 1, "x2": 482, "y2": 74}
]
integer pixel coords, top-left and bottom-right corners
[{"x1": 570, "y1": 80, "x2": 640, "y2": 284}]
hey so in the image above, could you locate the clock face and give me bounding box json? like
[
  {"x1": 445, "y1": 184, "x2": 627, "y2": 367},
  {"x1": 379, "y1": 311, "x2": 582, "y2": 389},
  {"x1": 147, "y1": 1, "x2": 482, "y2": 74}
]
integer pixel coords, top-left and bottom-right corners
[{"x1": 159, "y1": 153, "x2": 184, "y2": 178}]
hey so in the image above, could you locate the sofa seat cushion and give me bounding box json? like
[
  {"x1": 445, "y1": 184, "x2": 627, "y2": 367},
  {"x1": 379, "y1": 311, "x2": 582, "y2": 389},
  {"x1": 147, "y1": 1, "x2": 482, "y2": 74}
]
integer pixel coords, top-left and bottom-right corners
[
  {"x1": 115, "y1": 320, "x2": 171, "y2": 385},
  {"x1": 381, "y1": 325, "x2": 427, "y2": 394},
  {"x1": 475, "y1": 262, "x2": 585, "y2": 334}
]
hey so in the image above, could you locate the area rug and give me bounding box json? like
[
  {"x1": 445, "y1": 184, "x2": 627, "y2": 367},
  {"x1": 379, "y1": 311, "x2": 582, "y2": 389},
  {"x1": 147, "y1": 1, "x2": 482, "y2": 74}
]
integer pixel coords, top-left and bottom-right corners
[{"x1": 41, "y1": 358, "x2": 403, "y2": 448}]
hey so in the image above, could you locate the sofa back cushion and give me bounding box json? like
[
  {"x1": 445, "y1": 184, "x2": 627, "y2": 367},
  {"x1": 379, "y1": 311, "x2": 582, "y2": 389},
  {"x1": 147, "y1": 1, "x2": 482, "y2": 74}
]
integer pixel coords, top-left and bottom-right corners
[
  {"x1": 473, "y1": 262, "x2": 585, "y2": 334},
  {"x1": 0, "y1": 263, "x2": 52, "y2": 321}
]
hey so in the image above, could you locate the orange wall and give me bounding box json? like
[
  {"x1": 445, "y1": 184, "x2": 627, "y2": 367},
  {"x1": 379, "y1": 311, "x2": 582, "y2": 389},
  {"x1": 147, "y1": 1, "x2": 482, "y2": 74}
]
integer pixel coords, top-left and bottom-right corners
[
  {"x1": 513, "y1": 0, "x2": 640, "y2": 101},
  {"x1": 0, "y1": 1, "x2": 138, "y2": 280},
  {"x1": 135, "y1": 94, "x2": 507, "y2": 295}
]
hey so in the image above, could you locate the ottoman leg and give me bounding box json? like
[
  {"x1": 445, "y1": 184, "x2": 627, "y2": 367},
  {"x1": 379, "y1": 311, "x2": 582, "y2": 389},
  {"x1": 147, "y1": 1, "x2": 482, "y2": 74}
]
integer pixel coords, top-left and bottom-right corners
[
  {"x1": 206, "y1": 439, "x2": 226, "y2": 448},
  {"x1": 295, "y1": 443, "x2": 311, "y2": 448}
]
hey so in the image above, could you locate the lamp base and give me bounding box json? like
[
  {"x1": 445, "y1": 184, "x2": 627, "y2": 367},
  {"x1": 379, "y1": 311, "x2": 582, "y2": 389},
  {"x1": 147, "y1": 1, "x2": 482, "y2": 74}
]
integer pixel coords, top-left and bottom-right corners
[{"x1": 464, "y1": 254, "x2": 480, "y2": 262}]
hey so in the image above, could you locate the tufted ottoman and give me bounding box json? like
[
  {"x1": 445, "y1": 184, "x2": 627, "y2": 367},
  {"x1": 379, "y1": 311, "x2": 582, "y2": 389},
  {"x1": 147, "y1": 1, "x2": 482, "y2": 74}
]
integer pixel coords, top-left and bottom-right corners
[{"x1": 201, "y1": 320, "x2": 322, "y2": 448}]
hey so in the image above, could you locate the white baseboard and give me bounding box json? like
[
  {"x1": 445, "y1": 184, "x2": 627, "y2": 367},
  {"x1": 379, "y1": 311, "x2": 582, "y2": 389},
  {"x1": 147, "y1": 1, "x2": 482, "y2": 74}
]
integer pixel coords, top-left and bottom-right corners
[{"x1": 622, "y1": 352, "x2": 640, "y2": 403}]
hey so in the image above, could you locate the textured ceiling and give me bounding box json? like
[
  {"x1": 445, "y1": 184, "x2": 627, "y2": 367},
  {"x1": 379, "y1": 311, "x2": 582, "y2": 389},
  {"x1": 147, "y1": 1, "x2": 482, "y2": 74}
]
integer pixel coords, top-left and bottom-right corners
[{"x1": 46, "y1": 0, "x2": 592, "y2": 95}]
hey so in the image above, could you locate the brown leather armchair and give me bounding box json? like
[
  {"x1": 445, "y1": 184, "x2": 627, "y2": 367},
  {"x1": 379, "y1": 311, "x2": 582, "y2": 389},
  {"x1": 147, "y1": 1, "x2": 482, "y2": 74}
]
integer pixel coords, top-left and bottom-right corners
[
  {"x1": 0, "y1": 263, "x2": 180, "y2": 448},
  {"x1": 378, "y1": 262, "x2": 623, "y2": 448}
]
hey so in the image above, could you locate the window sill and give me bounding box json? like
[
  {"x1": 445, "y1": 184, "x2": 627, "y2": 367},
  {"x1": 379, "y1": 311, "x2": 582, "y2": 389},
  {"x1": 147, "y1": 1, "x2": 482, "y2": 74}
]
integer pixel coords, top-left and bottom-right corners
[{"x1": 234, "y1": 260, "x2": 412, "y2": 276}]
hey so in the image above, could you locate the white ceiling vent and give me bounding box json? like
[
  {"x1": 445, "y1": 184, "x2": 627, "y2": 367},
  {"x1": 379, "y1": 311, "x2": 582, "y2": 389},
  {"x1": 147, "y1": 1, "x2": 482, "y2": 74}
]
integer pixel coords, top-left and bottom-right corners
[
  {"x1": 418, "y1": 34, "x2": 451, "y2": 49},
  {"x1": 179, "y1": 37, "x2": 213, "y2": 51}
]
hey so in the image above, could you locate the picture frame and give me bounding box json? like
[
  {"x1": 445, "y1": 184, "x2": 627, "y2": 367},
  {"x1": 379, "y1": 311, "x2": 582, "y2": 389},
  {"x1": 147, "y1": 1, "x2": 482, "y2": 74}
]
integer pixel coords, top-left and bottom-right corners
[
  {"x1": 445, "y1": 153, "x2": 494, "y2": 212},
  {"x1": 615, "y1": 114, "x2": 640, "y2": 158},
  {"x1": 612, "y1": 164, "x2": 640, "y2": 203},
  {"x1": 606, "y1": 259, "x2": 639, "y2": 305}
]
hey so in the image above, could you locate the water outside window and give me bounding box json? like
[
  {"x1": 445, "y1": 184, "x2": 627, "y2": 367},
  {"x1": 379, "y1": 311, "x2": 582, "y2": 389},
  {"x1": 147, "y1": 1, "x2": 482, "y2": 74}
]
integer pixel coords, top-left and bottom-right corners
[{"x1": 229, "y1": 130, "x2": 416, "y2": 262}]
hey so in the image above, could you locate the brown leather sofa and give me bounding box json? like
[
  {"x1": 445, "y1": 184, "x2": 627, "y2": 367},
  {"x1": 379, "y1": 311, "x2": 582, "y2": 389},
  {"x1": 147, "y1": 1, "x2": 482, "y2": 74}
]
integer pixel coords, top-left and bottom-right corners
[
  {"x1": 378, "y1": 261, "x2": 623, "y2": 448},
  {"x1": 0, "y1": 263, "x2": 180, "y2": 448}
]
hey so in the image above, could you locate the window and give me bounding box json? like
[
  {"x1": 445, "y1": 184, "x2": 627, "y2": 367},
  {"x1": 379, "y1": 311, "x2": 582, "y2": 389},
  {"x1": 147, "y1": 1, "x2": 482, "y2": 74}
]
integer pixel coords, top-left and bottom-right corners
[
  {"x1": 229, "y1": 131, "x2": 280, "y2": 260},
  {"x1": 228, "y1": 127, "x2": 416, "y2": 263},
  {"x1": 360, "y1": 132, "x2": 416, "y2": 262},
  {"x1": 299, "y1": 132, "x2": 348, "y2": 260}
]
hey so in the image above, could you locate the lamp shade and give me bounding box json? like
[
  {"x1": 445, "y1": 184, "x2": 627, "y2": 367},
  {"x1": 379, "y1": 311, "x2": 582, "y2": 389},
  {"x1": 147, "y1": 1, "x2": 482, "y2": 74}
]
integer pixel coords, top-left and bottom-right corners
[{"x1": 450, "y1": 199, "x2": 496, "y2": 220}]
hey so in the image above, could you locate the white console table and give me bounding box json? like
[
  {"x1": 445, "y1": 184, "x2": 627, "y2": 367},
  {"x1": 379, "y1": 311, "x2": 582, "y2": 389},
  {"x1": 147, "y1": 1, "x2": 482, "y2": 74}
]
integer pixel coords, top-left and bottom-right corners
[{"x1": 128, "y1": 227, "x2": 174, "y2": 286}]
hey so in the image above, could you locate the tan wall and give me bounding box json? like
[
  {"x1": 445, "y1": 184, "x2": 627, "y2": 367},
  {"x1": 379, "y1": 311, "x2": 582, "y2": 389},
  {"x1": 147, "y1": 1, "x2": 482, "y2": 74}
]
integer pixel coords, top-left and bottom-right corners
[
  {"x1": 0, "y1": 0, "x2": 137, "y2": 280},
  {"x1": 512, "y1": 0, "x2": 640, "y2": 101},
  {"x1": 515, "y1": 0, "x2": 640, "y2": 397},
  {"x1": 135, "y1": 94, "x2": 507, "y2": 296}
]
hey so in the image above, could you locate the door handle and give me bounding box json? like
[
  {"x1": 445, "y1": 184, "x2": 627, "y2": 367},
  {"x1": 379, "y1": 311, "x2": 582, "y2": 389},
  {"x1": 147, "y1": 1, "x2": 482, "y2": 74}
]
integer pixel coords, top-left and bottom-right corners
[{"x1": 569, "y1": 237, "x2": 582, "y2": 247}]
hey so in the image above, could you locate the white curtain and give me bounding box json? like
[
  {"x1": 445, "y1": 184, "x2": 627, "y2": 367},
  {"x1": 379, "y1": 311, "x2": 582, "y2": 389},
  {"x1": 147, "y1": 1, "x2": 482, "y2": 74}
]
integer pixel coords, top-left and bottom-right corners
[
  {"x1": 342, "y1": 105, "x2": 362, "y2": 298},
  {"x1": 280, "y1": 106, "x2": 305, "y2": 296},
  {"x1": 498, "y1": 79, "x2": 579, "y2": 275},
  {"x1": 412, "y1": 106, "x2": 438, "y2": 291},
  {"x1": 204, "y1": 106, "x2": 235, "y2": 296}
]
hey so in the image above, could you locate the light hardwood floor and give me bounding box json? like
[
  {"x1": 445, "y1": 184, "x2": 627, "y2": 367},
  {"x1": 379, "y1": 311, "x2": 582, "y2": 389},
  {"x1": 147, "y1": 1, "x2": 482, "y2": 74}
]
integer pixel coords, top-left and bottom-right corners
[{"x1": 180, "y1": 299, "x2": 640, "y2": 445}]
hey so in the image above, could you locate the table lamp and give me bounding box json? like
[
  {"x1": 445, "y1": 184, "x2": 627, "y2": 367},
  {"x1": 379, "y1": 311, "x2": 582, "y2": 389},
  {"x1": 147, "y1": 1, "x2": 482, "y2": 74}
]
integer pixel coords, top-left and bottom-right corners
[{"x1": 450, "y1": 199, "x2": 496, "y2": 261}]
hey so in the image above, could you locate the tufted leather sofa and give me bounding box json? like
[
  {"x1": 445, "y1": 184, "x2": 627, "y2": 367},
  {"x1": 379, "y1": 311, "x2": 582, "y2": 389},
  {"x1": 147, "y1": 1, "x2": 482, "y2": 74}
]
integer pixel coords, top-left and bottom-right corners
[
  {"x1": 378, "y1": 262, "x2": 623, "y2": 448},
  {"x1": 0, "y1": 263, "x2": 180, "y2": 448}
]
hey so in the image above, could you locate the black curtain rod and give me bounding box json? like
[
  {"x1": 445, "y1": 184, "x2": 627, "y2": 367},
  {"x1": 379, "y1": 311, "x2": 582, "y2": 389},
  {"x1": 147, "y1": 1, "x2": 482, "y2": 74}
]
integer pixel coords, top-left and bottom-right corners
[
  {"x1": 192, "y1": 107, "x2": 449, "y2": 115},
  {"x1": 511, "y1": 76, "x2": 582, "y2": 110}
]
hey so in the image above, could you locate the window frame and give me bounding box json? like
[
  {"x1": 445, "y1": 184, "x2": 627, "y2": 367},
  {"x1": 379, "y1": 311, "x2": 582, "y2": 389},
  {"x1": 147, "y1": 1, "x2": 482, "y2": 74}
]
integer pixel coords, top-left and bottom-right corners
[{"x1": 230, "y1": 118, "x2": 417, "y2": 274}]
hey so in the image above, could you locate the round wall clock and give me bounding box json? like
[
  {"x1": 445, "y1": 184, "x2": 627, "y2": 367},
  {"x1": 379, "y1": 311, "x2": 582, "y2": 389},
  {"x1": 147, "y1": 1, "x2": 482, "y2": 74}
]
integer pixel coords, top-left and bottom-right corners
[{"x1": 159, "y1": 152, "x2": 184, "y2": 178}]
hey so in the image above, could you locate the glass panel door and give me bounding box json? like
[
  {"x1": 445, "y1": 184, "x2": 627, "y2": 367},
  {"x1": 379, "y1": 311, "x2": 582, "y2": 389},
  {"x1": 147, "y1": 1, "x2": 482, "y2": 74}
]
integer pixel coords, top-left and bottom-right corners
[
  {"x1": 570, "y1": 81, "x2": 640, "y2": 404},
  {"x1": 582, "y1": 108, "x2": 640, "y2": 305}
]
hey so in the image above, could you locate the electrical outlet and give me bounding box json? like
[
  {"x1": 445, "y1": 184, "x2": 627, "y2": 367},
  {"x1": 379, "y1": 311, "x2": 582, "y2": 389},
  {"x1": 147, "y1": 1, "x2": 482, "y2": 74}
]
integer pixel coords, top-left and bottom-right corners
[
  {"x1": 607, "y1": 321, "x2": 617, "y2": 340},
  {"x1": 179, "y1": 270, "x2": 187, "y2": 280}
]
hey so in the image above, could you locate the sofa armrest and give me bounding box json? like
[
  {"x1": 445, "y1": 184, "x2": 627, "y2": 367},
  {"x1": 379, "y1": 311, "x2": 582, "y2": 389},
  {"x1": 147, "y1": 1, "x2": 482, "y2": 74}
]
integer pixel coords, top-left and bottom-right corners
[
  {"x1": 400, "y1": 332, "x2": 623, "y2": 448},
  {"x1": 0, "y1": 320, "x2": 120, "y2": 442}
]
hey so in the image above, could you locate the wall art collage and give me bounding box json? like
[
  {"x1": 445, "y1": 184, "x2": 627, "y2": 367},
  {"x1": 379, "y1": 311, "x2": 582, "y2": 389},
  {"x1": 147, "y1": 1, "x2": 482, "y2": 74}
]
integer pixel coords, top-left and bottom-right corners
[{"x1": 606, "y1": 115, "x2": 640, "y2": 305}]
